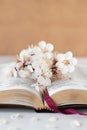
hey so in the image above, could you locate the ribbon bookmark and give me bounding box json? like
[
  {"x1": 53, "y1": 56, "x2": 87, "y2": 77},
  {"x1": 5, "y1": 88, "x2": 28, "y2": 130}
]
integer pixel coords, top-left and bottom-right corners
[{"x1": 43, "y1": 89, "x2": 87, "y2": 115}]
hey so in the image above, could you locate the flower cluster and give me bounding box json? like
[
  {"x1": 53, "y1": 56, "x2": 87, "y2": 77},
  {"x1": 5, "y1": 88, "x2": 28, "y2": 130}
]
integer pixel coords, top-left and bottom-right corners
[{"x1": 11, "y1": 41, "x2": 77, "y2": 89}]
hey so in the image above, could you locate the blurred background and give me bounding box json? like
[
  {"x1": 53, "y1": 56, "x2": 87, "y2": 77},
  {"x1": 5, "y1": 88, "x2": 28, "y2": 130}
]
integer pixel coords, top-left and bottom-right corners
[{"x1": 0, "y1": 0, "x2": 87, "y2": 56}]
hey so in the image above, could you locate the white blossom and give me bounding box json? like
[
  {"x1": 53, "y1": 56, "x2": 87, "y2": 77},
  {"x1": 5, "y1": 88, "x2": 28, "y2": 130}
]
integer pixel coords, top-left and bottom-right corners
[
  {"x1": 56, "y1": 51, "x2": 77, "y2": 74},
  {"x1": 19, "y1": 49, "x2": 29, "y2": 63},
  {"x1": 11, "y1": 41, "x2": 77, "y2": 89},
  {"x1": 38, "y1": 41, "x2": 46, "y2": 49},
  {"x1": 46, "y1": 43, "x2": 54, "y2": 52}
]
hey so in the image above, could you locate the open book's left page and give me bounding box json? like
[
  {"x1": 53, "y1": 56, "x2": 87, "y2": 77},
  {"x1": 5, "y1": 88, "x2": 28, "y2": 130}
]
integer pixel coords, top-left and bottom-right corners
[{"x1": 0, "y1": 63, "x2": 43, "y2": 109}]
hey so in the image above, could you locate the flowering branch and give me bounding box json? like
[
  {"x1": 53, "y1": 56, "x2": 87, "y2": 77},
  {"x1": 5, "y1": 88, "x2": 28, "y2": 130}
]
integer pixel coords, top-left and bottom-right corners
[{"x1": 10, "y1": 41, "x2": 77, "y2": 90}]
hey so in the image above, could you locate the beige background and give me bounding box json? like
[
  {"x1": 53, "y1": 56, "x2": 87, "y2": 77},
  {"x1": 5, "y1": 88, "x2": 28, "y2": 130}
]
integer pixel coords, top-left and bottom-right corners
[{"x1": 0, "y1": 0, "x2": 87, "y2": 56}]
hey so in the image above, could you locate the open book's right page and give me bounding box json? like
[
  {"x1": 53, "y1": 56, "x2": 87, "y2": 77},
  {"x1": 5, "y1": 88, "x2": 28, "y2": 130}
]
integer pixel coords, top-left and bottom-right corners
[{"x1": 47, "y1": 64, "x2": 87, "y2": 106}]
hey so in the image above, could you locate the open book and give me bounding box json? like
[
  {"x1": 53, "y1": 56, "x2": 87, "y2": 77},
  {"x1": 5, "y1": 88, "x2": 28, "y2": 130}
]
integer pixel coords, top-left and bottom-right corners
[{"x1": 0, "y1": 62, "x2": 87, "y2": 111}]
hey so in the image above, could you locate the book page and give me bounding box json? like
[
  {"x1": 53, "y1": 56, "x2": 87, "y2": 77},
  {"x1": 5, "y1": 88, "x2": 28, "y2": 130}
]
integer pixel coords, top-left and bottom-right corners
[
  {"x1": 0, "y1": 63, "x2": 43, "y2": 108},
  {"x1": 48, "y1": 64, "x2": 87, "y2": 96},
  {"x1": 0, "y1": 63, "x2": 40, "y2": 96}
]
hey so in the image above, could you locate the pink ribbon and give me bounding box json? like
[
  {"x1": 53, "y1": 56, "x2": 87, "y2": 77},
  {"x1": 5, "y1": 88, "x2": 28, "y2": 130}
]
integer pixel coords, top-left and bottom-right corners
[{"x1": 43, "y1": 89, "x2": 87, "y2": 115}]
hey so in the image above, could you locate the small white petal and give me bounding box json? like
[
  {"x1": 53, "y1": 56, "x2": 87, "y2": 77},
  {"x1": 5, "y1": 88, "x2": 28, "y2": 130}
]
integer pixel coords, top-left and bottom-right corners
[
  {"x1": 25, "y1": 61, "x2": 31, "y2": 66},
  {"x1": 44, "y1": 52, "x2": 53, "y2": 59},
  {"x1": 38, "y1": 41, "x2": 46, "y2": 49},
  {"x1": 65, "y1": 51, "x2": 73, "y2": 60},
  {"x1": 56, "y1": 54, "x2": 65, "y2": 62},
  {"x1": 15, "y1": 62, "x2": 23, "y2": 70},
  {"x1": 20, "y1": 49, "x2": 26, "y2": 57},
  {"x1": 56, "y1": 62, "x2": 64, "y2": 69},
  {"x1": 46, "y1": 43, "x2": 54, "y2": 52},
  {"x1": 32, "y1": 61, "x2": 40, "y2": 68},
  {"x1": 27, "y1": 47, "x2": 32, "y2": 53},
  {"x1": 70, "y1": 58, "x2": 77, "y2": 66},
  {"x1": 19, "y1": 49, "x2": 29, "y2": 62},
  {"x1": 27, "y1": 65, "x2": 33, "y2": 72},
  {"x1": 45, "y1": 71, "x2": 52, "y2": 79},
  {"x1": 33, "y1": 46, "x2": 42, "y2": 54},
  {"x1": 31, "y1": 54, "x2": 43, "y2": 62},
  {"x1": 61, "y1": 66, "x2": 68, "y2": 74},
  {"x1": 68, "y1": 65, "x2": 75, "y2": 73},
  {"x1": 19, "y1": 70, "x2": 30, "y2": 78}
]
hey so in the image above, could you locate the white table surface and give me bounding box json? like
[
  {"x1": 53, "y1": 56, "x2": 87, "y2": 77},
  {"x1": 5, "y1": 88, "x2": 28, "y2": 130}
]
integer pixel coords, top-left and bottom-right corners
[{"x1": 0, "y1": 56, "x2": 87, "y2": 130}]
